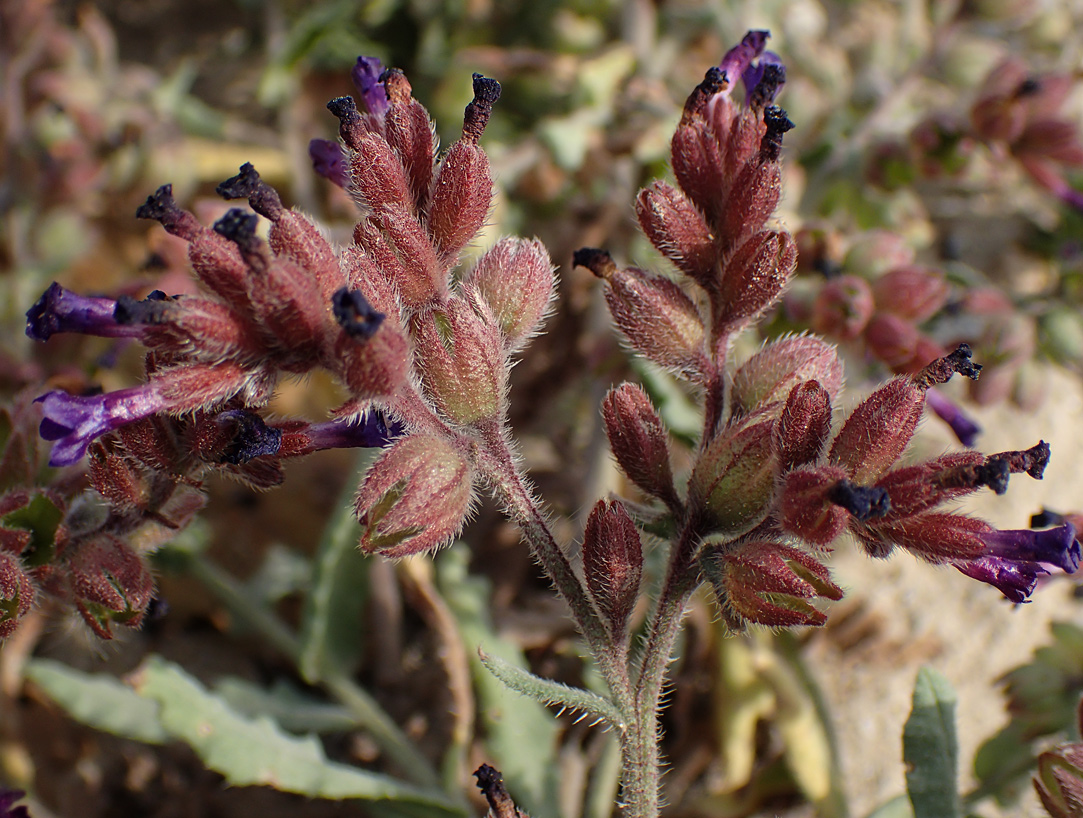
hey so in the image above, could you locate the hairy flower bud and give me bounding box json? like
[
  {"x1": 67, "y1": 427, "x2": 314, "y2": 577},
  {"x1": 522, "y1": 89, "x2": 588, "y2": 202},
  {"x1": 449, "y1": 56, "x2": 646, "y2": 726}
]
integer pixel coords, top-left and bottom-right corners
[
  {"x1": 0, "y1": 551, "x2": 34, "y2": 638},
  {"x1": 718, "y1": 158, "x2": 782, "y2": 251},
  {"x1": 67, "y1": 535, "x2": 154, "y2": 639},
  {"x1": 635, "y1": 181, "x2": 717, "y2": 287},
  {"x1": 811, "y1": 274, "x2": 875, "y2": 340},
  {"x1": 702, "y1": 539, "x2": 842, "y2": 629},
  {"x1": 575, "y1": 249, "x2": 709, "y2": 382},
  {"x1": 730, "y1": 335, "x2": 843, "y2": 416},
  {"x1": 428, "y1": 75, "x2": 500, "y2": 268},
  {"x1": 864, "y1": 312, "x2": 920, "y2": 370},
  {"x1": 382, "y1": 71, "x2": 436, "y2": 213},
  {"x1": 582, "y1": 500, "x2": 643, "y2": 640},
  {"x1": 464, "y1": 238, "x2": 555, "y2": 350},
  {"x1": 777, "y1": 466, "x2": 851, "y2": 546},
  {"x1": 670, "y1": 71, "x2": 729, "y2": 223},
  {"x1": 872, "y1": 266, "x2": 949, "y2": 323},
  {"x1": 602, "y1": 383, "x2": 678, "y2": 508},
  {"x1": 690, "y1": 419, "x2": 776, "y2": 537},
  {"x1": 330, "y1": 288, "x2": 409, "y2": 400},
  {"x1": 348, "y1": 130, "x2": 414, "y2": 213},
  {"x1": 775, "y1": 380, "x2": 832, "y2": 472},
  {"x1": 714, "y1": 229, "x2": 796, "y2": 334},
  {"x1": 355, "y1": 434, "x2": 475, "y2": 558},
  {"x1": 413, "y1": 298, "x2": 506, "y2": 424}
]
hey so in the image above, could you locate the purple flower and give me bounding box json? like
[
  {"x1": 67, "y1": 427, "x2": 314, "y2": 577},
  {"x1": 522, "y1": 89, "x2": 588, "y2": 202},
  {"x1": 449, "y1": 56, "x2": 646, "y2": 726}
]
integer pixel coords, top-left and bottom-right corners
[
  {"x1": 953, "y1": 523, "x2": 1080, "y2": 603},
  {"x1": 742, "y1": 52, "x2": 786, "y2": 108},
  {"x1": 36, "y1": 385, "x2": 168, "y2": 467},
  {"x1": 307, "y1": 413, "x2": 403, "y2": 450},
  {"x1": 0, "y1": 788, "x2": 30, "y2": 818},
  {"x1": 351, "y1": 56, "x2": 389, "y2": 116},
  {"x1": 719, "y1": 30, "x2": 770, "y2": 94},
  {"x1": 925, "y1": 388, "x2": 981, "y2": 447},
  {"x1": 308, "y1": 138, "x2": 349, "y2": 188},
  {"x1": 26, "y1": 283, "x2": 146, "y2": 342}
]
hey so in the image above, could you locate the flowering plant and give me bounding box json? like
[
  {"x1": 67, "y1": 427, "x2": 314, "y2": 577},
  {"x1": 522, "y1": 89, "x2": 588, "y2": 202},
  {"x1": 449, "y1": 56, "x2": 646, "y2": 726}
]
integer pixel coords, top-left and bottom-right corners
[{"x1": 9, "y1": 24, "x2": 1082, "y2": 818}]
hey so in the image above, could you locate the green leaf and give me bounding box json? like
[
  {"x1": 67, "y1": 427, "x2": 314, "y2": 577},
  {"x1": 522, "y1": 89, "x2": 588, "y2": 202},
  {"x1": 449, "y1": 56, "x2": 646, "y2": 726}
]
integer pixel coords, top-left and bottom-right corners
[
  {"x1": 478, "y1": 649, "x2": 623, "y2": 729},
  {"x1": 3, "y1": 491, "x2": 64, "y2": 566},
  {"x1": 299, "y1": 452, "x2": 377, "y2": 684},
  {"x1": 133, "y1": 655, "x2": 459, "y2": 813},
  {"x1": 437, "y1": 546, "x2": 562, "y2": 818},
  {"x1": 903, "y1": 667, "x2": 960, "y2": 818},
  {"x1": 25, "y1": 658, "x2": 168, "y2": 744},
  {"x1": 214, "y1": 676, "x2": 361, "y2": 734}
]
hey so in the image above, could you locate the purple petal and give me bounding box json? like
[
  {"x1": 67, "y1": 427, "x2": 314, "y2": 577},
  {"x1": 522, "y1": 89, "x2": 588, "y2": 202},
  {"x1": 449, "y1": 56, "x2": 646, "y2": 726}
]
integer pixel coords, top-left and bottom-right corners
[
  {"x1": 981, "y1": 523, "x2": 1080, "y2": 573},
  {"x1": 308, "y1": 139, "x2": 349, "y2": 189},
  {"x1": 953, "y1": 556, "x2": 1043, "y2": 603},
  {"x1": 351, "y1": 56, "x2": 389, "y2": 116},
  {"x1": 0, "y1": 788, "x2": 29, "y2": 818},
  {"x1": 305, "y1": 413, "x2": 403, "y2": 451},
  {"x1": 35, "y1": 386, "x2": 168, "y2": 466},
  {"x1": 719, "y1": 30, "x2": 770, "y2": 94},
  {"x1": 743, "y1": 52, "x2": 786, "y2": 108},
  {"x1": 925, "y1": 388, "x2": 982, "y2": 447},
  {"x1": 26, "y1": 283, "x2": 145, "y2": 342}
]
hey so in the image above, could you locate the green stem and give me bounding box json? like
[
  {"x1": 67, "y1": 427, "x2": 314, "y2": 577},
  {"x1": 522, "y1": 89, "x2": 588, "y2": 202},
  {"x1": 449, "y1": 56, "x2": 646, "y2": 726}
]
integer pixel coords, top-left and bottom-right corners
[{"x1": 184, "y1": 553, "x2": 445, "y2": 791}]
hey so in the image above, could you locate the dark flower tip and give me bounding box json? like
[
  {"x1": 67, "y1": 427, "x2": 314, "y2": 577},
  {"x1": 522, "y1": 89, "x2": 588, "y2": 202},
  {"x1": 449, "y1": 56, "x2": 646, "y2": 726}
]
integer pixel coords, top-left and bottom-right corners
[
  {"x1": 462, "y1": 74, "x2": 502, "y2": 143},
  {"x1": 682, "y1": 67, "x2": 727, "y2": 120},
  {"x1": 114, "y1": 291, "x2": 171, "y2": 326},
  {"x1": 217, "y1": 410, "x2": 283, "y2": 465},
  {"x1": 327, "y1": 96, "x2": 359, "y2": 122},
  {"x1": 26, "y1": 283, "x2": 144, "y2": 342},
  {"x1": 217, "y1": 163, "x2": 283, "y2": 220},
  {"x1": 572, "y1": 248, "x2": 617, "y2": 279},
  {"x1": 761, "y1": 105, "x2": 795, "y2": 161},
  {"x1": 1031, "y1": 508, "x2": 1066, "y2": 528},
  {"x1": 827, "y1": 479, "x2": 891, "y2": 521},
  {"x1": 213, "y1": 209, "x2": 262, "y2": 255},
  {"x1": 136, "y1": 184, "x2": 180, "y2": 222},
  {"x1": 915, "y1": 343, "x2": 981, "y2": 388},
  {"x1": 332, "y1": 287, "x2": 385, "y2": 340}
]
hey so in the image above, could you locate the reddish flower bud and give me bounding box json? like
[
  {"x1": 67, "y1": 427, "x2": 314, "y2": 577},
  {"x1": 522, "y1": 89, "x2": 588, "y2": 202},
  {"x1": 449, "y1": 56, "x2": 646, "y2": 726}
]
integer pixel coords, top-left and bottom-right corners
[
  {"x1": 339, "y1": 246, "x2": 400, "y2": 318},
  {"x1": 671, "y1": 72, "x2": 729, "y2": 222},
  {"x1": 114, "y1": 293, "x2": 258, "y2": 364},
  {"x1": 0, "y1": 551, "x2": 34, "y2": 638},
  {"x1": 775, "y1": 380, "x2": 832, "y2": 472},
  {"x1": 701, "y1": 539, "x2": 842, "y2": 629},
  {"x1": 582, "y1": 499, "x2": 643, "y2": 640},
  {"x1": 714, "y1": 229, "x2": 796, "y2": 334},
  {"x1": 369, "y1": 205, "x2": 445, "y2": 310},
  {"x1": 333, "y1": 321, "x2": 410, "y2": 402},
  {"x1": 689, "y1": 418, "x2": 776, "y2": 537},
  {"x1": 67, "y1": 535, "x2": 154, "y2": 639},
  {"x1": 872, "y1": 266, "x2": 949, "y2": 323},
  {"x1": 382, "y1": 73, "x2": 436, "y2": 213},
  {"x1": 575, "y1": 249, "x2": 709, "y2": 382},
  {"x1": 730, "y1": 335, "x2": 843, "y2": 416},
  {"x1": 355, "y1": 434, "x2": 475, "y2": 558},
  {"x1": 970, "y1": 58, "x2": 1030, "y2": 144},
  {"x1": 718, "y1": 158, "x2": 781, "y2": 252},
  {"x1": 347, "y1": 130, "x2": 413, "y2": 213},
  {"x1": 635, "y1": 181, "x2": 717, "y2": 287},
  {"x1": 864, "y1": 312, "x2": 920, "y2": 370},
  {"x1": 777, "y1": 466, "x2": 851, "y2": 546},
  {"x1": 601, "y1": 383, "x2": 678, "y2": 508},
  {"x1": 428, "y1": 75, "x2": 500, "y2": 268},
  {"x1": 858, "y1": 512, "x2": 991, "y2": 563},
  {"x1": 464, "y1": 238, "x2": 555, "y2": 350},
  {"x1": 412, "y1": 298, "x2": 506, "y2": 424},
  {"x1": 829, "y1": 376, "x2": 925, "y2": 485},
  {"x1": 811, "y1": 274, "x2": 874, "y2": 340}
]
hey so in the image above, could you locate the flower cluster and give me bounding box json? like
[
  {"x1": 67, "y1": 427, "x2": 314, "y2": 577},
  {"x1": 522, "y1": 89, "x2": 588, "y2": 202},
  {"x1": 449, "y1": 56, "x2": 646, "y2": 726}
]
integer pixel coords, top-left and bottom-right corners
[{"x1": 577, "y1": 32, "x2": 1078, "y2": 629}]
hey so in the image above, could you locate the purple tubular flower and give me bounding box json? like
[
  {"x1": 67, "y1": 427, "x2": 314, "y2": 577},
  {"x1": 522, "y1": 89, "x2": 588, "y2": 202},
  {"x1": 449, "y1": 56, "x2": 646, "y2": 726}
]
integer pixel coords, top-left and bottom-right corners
[
  {"x1": 351, "y1": 56, "x2": 389, "y2": 116},
  {"x1": 26, "y1": 283, "x2": 147, "y2": 342},
  {"x1": 953, "y1": 523, "x2": 1080, "y2": 603},
  {"x1": 305, "y1": 413, "x2": 403, "y2": 451},
  {"x1": 309, "y1": 138, "x2": 350, "y2": 188},
  {"x1": 743, "y1": 52, "x2": 786, "y2": 108},
  {"x1": 36, "y1": 385, "x2": 168, "y2": 467},
  {"x1": 718, "y1": 30, "x2": 770, "y2": 94},
  {"x1": 925, "y1": 388, "x2": 982, "y2": 447}
]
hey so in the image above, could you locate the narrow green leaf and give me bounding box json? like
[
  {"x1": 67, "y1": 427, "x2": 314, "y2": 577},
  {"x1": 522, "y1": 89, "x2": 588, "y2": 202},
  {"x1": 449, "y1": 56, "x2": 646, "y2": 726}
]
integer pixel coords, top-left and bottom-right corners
[
  {"x1": 903, "y1": 667, "x2": 960, "y2": 818},
  {"x1": 214, "y1": 676, "x2": 360, "y2": 734},
  {"x1": 133, "y1": 655, "x2": 459, "y2": 813},
  {"x1": 299, "y1": 452, "x2": 376, "y2": 684},
  {"x1": 437, "y1": 546, "x2": 562, "y2": 818},
  {"x1": 478, "y1": 649, "x2": 623, "y2": 729},
  {"x1": 25, "y1": 658, "x2": 168, "y2": 745}
]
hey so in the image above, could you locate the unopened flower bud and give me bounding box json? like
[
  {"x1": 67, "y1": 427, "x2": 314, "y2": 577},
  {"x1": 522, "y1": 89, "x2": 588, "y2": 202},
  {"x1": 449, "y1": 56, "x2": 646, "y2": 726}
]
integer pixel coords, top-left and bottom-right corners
[
  {"x1": 671, "y1": 71, "x2": 729, "y2": 222},
  {"x1": 730, "y1": 335, "x2": 843, "y2": 416},
  {"x1": 575, "y1": 249, "x2": 709, "y2": 382},
  {"x1": 690, "y1": 418, "x2": 776, "y2": 537},
  {"x1": 777, "y1": 466, "x2": 851, "y2": 546},
  {"x1": 811, "y1": 274, "x2": 874, "y2": 340},
  {"x1": 428, "y1": 75, "x2": 500, "y2": 267},
  {"x1": 635, "y1": 181, "x2": 717, "y2": 288},
  {"x1": 369, "y1": 205, "x2": 445, "y2": 310},
  {"x1": 348, "y1": 130, "x2": 413, "y2": 213},
  {"x1": 382, "y1": 70, "x2": 436, "y2": 213},
  {"x1": 0, "y1": 551, "x2": 34, "y2": 638},
  {"x1": 413, "y1": 298, "x2": 506, "y2": 424},
  {"x1": 355, "y1": 434, "x2": 475, "y2": 558},
  {"x1": 464, "y1": 238, "x2": 555, "y2": 350},
  {"x1": 582, "y1": 500, "x2": 643, "y2": 640},
  {"x1": 701, "y1": 539, "x2": 842, "y2": 629},
  {"x1": 68, "y1": 535, "x2": 154, "y2": 639},
  {"x1": 602, "y1": 383, "x2": 678, "y2": 508},
  {"x1": 714, "y1": 229, "x2": 796, "y2": 333},
  {"x1": 331, "y1": 290, "x2": 409, "y2": 401},
  {"x1": 872, "y1": 266, "x2": 949, "y2": 322},
  {"x1": 775, "y1": 380, "x2": 832, "y2": 471},
  {"x1": 114, "y1": 293, "x2": 258, "y2": 364},
  {"x1": 864, "y1": 312, "x2": 920, "y2": 370},
  {"x1": 717, "y1": 156, "x2": 782, "y2": 251}
]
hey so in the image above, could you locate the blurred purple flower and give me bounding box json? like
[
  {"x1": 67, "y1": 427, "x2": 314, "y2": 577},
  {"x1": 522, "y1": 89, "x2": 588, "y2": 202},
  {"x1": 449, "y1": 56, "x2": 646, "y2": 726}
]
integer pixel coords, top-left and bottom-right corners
[
  {"x1": 352, "y1": 56, "x2": 389, "y2": 116},
  {"x1": 36, "y1": 386, "x2": 168, "y2": 467},
  {"x1": 308, "y1": 138, "x2": 349, "y2": 189},
  {"x1": 719, "y1": 30, "x2": 769, "y2": 94},
  {"x1": 954, "y1": 523, "x2": 1080, "y2": 603},
  {"x1": 926, "y1": 388, "x2": 981, "y2": 447},
  {"x1": 0, "y1": 788, "x2": 30, "y2": 818},
  {"x1": 26, "y1": 283, "x2": 146, "y2": 342}
]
